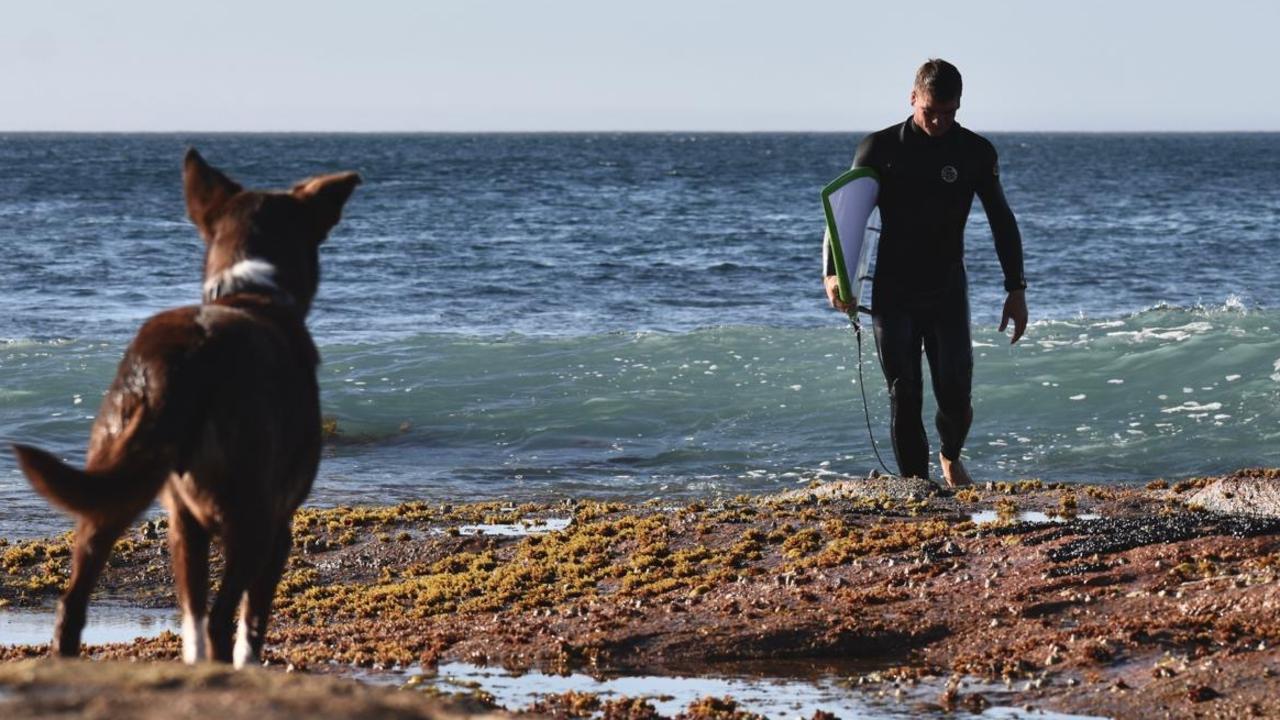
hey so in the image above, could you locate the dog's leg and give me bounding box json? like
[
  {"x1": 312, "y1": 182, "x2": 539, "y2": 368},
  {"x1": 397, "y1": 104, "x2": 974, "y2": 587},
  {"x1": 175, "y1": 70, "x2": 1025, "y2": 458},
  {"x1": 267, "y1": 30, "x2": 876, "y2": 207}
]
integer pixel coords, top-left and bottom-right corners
[
  {"x1": 53, "y1": 517, "x2": 127, "y2": 657},
  {"x1": 208, "y1": 533, "x2": 269, "y2": 664},
  {"x1": 167, "y1": 503, "x2": 210, "y2": 663},
  {"x1": 235, "y1": 523, "x2": 292, "y2": 669},
  {"x1": 232, "y1": 598, "x2": 253, "y2": 670}
]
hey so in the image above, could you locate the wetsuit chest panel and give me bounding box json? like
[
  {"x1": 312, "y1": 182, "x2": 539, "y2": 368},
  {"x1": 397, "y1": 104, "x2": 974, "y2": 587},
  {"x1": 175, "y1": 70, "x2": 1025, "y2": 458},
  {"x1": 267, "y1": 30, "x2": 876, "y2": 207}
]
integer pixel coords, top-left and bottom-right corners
[
  {"x1": 887, "y1": 146, "x2": 976, "y2": 209},
  {"x1": 872, "y1": 122, "x2": 983, "y2": 292}
]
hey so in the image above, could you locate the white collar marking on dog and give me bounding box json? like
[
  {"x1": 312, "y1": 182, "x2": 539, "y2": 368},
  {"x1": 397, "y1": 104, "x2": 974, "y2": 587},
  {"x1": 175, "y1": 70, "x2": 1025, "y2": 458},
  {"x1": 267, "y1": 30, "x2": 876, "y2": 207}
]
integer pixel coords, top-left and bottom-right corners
[{"x1": 203, "y1": 258, "x2": 282, "y2": 302}]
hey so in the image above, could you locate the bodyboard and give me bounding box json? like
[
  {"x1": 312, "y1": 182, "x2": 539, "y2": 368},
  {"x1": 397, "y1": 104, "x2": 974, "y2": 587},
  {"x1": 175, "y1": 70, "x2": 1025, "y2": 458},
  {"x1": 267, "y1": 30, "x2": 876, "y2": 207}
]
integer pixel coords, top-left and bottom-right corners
[{"x1": 822, "y1": 167, "x2": 880, "y2": 311}]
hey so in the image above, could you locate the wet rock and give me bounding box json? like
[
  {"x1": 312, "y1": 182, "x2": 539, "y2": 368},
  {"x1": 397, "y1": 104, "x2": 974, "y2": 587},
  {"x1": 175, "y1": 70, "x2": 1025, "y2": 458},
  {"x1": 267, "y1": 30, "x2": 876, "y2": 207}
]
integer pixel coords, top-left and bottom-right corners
[
  {"x1": 1187, "y1": 684, "x2": 1222, "y2": 703},
  {"x1": 1019, "y1": 599, "x2": 1076, "y2": 619},
  {"x1": 1044, "y1": 561, "x2": 1111, "y2": 578},
  {"x1": 962, "y1": 692, "x2": 991, "y2": 712},
  {"x1": 921, "y1": 539, "x2": 964, "y2": 561}
]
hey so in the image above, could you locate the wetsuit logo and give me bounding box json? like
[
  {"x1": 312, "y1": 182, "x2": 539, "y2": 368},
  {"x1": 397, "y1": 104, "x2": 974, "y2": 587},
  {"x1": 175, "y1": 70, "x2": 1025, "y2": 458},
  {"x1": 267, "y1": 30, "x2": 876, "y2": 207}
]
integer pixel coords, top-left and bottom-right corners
[{"x1": 940, "y1": 165, "x2": 958, "y2": 183}]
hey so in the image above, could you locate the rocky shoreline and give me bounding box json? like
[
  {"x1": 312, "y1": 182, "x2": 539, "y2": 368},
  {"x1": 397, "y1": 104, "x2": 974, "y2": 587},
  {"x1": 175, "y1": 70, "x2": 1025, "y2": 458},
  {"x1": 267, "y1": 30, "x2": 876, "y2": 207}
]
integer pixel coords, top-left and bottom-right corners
[{"x1": 3, "y1": 468, "x2": 1280, "y2": 718}]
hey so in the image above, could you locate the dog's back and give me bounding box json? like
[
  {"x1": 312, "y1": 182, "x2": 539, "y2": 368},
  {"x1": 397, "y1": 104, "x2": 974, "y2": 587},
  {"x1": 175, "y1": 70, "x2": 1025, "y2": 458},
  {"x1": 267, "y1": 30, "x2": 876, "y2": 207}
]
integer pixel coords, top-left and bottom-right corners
[
  {"x1": 13, "y1": 149, "x2": 359, "y2": 664},
  {"x1": 20, "y1": 299, "x2": 319, "y2": 517},
  {"x1": 165, "y1": 298, "x2": 322, "y2": 522}
]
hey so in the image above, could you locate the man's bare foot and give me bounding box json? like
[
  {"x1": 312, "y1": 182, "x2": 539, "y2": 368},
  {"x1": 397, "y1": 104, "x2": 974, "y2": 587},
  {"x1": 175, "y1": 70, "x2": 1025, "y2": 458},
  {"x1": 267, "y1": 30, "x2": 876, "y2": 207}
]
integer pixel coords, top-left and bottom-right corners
[{"x1": 939, "y1": 453, "x2": 972, "y2": 488}]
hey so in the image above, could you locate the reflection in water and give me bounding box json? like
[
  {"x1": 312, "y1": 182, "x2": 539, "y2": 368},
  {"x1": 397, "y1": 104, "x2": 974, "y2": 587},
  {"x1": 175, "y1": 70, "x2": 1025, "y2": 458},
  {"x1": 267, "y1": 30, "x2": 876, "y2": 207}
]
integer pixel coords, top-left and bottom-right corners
[
  {"x1": 454, "y1": 518, "x2": 572, "y2": 536},
  {"x1": 0, "y1": 605, "x2": 179, "y2": 647},
  {"x1": 970, "y1": 511, "x2": 1101, "y2": 525},
  {"x1": 356, "y1": 661, "x2": 1104, "y2": 719}
]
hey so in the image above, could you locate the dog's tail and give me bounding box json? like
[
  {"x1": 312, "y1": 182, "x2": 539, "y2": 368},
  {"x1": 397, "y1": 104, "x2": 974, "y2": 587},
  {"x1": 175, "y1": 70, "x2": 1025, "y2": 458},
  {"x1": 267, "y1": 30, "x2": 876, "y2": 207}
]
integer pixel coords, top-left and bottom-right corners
[{"x1": 12, "y1": 444, "x2": 167, "y2": 523}]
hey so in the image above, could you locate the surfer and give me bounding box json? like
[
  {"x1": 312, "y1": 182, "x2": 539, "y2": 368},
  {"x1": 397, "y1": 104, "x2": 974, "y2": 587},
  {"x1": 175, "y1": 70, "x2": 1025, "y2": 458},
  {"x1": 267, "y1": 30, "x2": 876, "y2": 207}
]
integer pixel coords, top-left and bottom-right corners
[{"x1": 824, "y1": 58, "x2": 1027, "y2": 487}]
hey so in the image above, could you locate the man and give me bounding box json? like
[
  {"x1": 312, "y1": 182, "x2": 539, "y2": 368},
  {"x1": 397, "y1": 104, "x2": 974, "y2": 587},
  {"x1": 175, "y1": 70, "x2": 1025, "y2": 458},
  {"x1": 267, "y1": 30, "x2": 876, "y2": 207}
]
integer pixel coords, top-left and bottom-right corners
[{"x1": 824, "y1": 58, "x2": 1027, "y2": 487}]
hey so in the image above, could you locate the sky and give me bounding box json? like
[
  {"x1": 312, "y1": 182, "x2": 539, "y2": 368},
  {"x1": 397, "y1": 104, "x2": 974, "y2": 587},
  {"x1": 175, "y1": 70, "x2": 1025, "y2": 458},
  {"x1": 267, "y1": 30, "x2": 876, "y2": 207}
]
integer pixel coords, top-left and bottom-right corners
[{"x1": 2, "y1": 0, "x2": 1277, "y2": 132}]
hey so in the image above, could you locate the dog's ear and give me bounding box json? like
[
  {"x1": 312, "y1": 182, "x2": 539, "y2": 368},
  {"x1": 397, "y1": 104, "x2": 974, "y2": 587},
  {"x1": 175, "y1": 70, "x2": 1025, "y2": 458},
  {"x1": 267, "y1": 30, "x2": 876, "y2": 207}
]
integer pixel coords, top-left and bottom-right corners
[
  {"x1": 183, "y1": 149, "x2": 242, "y2": 241},
  {"x1": 291, "y1": 172, "x2": 362, "y2": 241}
]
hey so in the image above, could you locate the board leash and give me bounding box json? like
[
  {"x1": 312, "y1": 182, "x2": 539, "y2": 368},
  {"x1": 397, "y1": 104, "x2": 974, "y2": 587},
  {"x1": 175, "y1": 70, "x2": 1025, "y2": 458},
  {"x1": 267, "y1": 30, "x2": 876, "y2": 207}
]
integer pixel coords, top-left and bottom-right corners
[{"x1": 849, "y1": 308, "x2": 894, "y2": 477}]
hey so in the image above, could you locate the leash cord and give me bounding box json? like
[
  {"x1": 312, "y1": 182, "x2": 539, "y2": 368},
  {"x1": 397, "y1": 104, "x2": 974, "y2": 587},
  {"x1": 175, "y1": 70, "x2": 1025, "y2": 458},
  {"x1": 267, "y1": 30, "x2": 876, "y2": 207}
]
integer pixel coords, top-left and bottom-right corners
[{"x1": 850, "y1": 311, "x2": 894, "y2": 476}]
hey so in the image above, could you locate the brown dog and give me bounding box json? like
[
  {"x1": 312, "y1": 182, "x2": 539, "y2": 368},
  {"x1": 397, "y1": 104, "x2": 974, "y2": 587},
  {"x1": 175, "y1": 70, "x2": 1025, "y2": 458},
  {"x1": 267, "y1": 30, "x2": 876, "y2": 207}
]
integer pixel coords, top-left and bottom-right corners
[{"x1": 12, "y1": 149, "x2": 360, "y2": 666}]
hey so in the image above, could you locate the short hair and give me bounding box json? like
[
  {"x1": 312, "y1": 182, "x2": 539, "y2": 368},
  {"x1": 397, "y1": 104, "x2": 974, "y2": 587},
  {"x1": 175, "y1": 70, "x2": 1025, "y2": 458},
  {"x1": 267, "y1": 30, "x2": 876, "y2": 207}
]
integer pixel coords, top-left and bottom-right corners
[{"x1": 914, "y1": 59, "x2": 962, "y2": 102}]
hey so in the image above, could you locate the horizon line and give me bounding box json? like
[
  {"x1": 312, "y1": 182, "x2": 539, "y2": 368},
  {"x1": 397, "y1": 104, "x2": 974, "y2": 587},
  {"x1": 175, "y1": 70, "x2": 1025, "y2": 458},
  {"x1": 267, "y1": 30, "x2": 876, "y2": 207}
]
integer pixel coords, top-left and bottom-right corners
[{"x1": 2, "y1": 128, "x2": 1279, "y2": 135}]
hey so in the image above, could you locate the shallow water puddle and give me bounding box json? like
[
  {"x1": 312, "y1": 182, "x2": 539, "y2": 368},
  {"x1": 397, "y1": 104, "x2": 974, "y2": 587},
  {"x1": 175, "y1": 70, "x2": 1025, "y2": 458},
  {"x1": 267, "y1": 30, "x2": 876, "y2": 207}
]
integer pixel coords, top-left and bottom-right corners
[
  {"x1": 0, "y1": 605, "x2": 179, "y2": 647},
  {"x1": 970, "y1": 511, "x2": 1101, "y2": 525},
  {"x1": 357, "y1": 662, "x2": 1103, "y2": 719},
  {"x1": 453, "y1": 517, "x2": 572, "y2": 536}
]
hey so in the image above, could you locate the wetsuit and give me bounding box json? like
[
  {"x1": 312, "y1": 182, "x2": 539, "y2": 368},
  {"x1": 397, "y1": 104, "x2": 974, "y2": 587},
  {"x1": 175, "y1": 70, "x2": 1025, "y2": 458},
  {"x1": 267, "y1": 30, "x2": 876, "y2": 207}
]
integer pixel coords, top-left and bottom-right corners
[{"x1": 825, "y1": 117, "x2": 1025, "y2": 479}]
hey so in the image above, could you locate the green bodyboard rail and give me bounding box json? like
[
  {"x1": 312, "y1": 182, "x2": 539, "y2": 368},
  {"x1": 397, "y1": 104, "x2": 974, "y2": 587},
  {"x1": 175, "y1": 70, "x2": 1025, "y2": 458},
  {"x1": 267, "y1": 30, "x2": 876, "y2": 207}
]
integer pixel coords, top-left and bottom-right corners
[{"x1": 821, "y1": 166, "x2": 880, "y2": 307}]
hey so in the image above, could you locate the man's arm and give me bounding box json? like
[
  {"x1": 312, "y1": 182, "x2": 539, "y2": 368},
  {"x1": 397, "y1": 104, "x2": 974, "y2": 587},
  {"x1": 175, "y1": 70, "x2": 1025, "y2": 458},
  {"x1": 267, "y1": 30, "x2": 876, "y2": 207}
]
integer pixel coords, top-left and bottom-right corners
[
  {"x1": 824, "y1": 134, "x2": 879, "y2": 311},
  {"x1": 975, "y1": 147, "x2": 1028, "y2": 343}
]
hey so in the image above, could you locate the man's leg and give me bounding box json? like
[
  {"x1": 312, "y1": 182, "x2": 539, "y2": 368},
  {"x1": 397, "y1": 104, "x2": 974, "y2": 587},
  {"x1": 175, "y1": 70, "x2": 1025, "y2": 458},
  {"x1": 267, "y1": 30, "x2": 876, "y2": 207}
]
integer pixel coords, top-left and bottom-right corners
[
  {"x1": 922, "y1": 283, "x2": 974, "y2": 485},
  {"x1": 872, "y1": 306, "x2": 929, "y2": 479}
]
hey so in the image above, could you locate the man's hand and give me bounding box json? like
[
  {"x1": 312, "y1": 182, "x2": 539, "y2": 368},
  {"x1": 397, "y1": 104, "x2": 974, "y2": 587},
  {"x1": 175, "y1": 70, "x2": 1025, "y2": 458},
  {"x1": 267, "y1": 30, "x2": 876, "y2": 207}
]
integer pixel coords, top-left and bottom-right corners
[
  {"x1": 824, "y1": 275, "x2": 851, "y2": 313},
  {"x1": 999, "y1": 289, "x2": 1028, "y2": 344}
]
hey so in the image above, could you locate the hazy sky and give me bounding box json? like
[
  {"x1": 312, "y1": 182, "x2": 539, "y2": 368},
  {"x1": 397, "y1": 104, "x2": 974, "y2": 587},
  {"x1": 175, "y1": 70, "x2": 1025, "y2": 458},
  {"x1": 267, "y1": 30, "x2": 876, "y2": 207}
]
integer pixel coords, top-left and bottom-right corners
[{"x1": 3, "y1": 0, "x2": 1277, "y2": 132}]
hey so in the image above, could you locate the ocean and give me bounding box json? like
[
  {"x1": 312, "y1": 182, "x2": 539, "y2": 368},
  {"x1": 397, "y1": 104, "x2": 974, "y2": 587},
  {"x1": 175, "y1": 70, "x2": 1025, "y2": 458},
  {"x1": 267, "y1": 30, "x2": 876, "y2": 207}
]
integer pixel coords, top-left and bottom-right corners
[{"x1": 2, "y1": 132, "x2": 1278, "y2": 538}]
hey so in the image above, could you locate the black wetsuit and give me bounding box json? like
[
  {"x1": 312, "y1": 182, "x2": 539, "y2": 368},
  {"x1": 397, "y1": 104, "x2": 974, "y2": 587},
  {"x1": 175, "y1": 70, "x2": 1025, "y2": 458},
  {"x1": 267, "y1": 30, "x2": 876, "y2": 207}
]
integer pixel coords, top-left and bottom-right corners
[{"x1": 825, "y1": 117, "x2": 1025, "y2": 479}]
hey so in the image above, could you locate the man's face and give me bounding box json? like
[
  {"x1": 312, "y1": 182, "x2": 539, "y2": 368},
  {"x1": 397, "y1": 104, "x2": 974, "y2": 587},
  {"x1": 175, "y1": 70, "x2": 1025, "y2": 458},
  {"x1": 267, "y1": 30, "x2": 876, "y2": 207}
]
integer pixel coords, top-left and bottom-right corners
[{"x1": 911, "y1": 90, "x2": 960, "y2": 137}]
